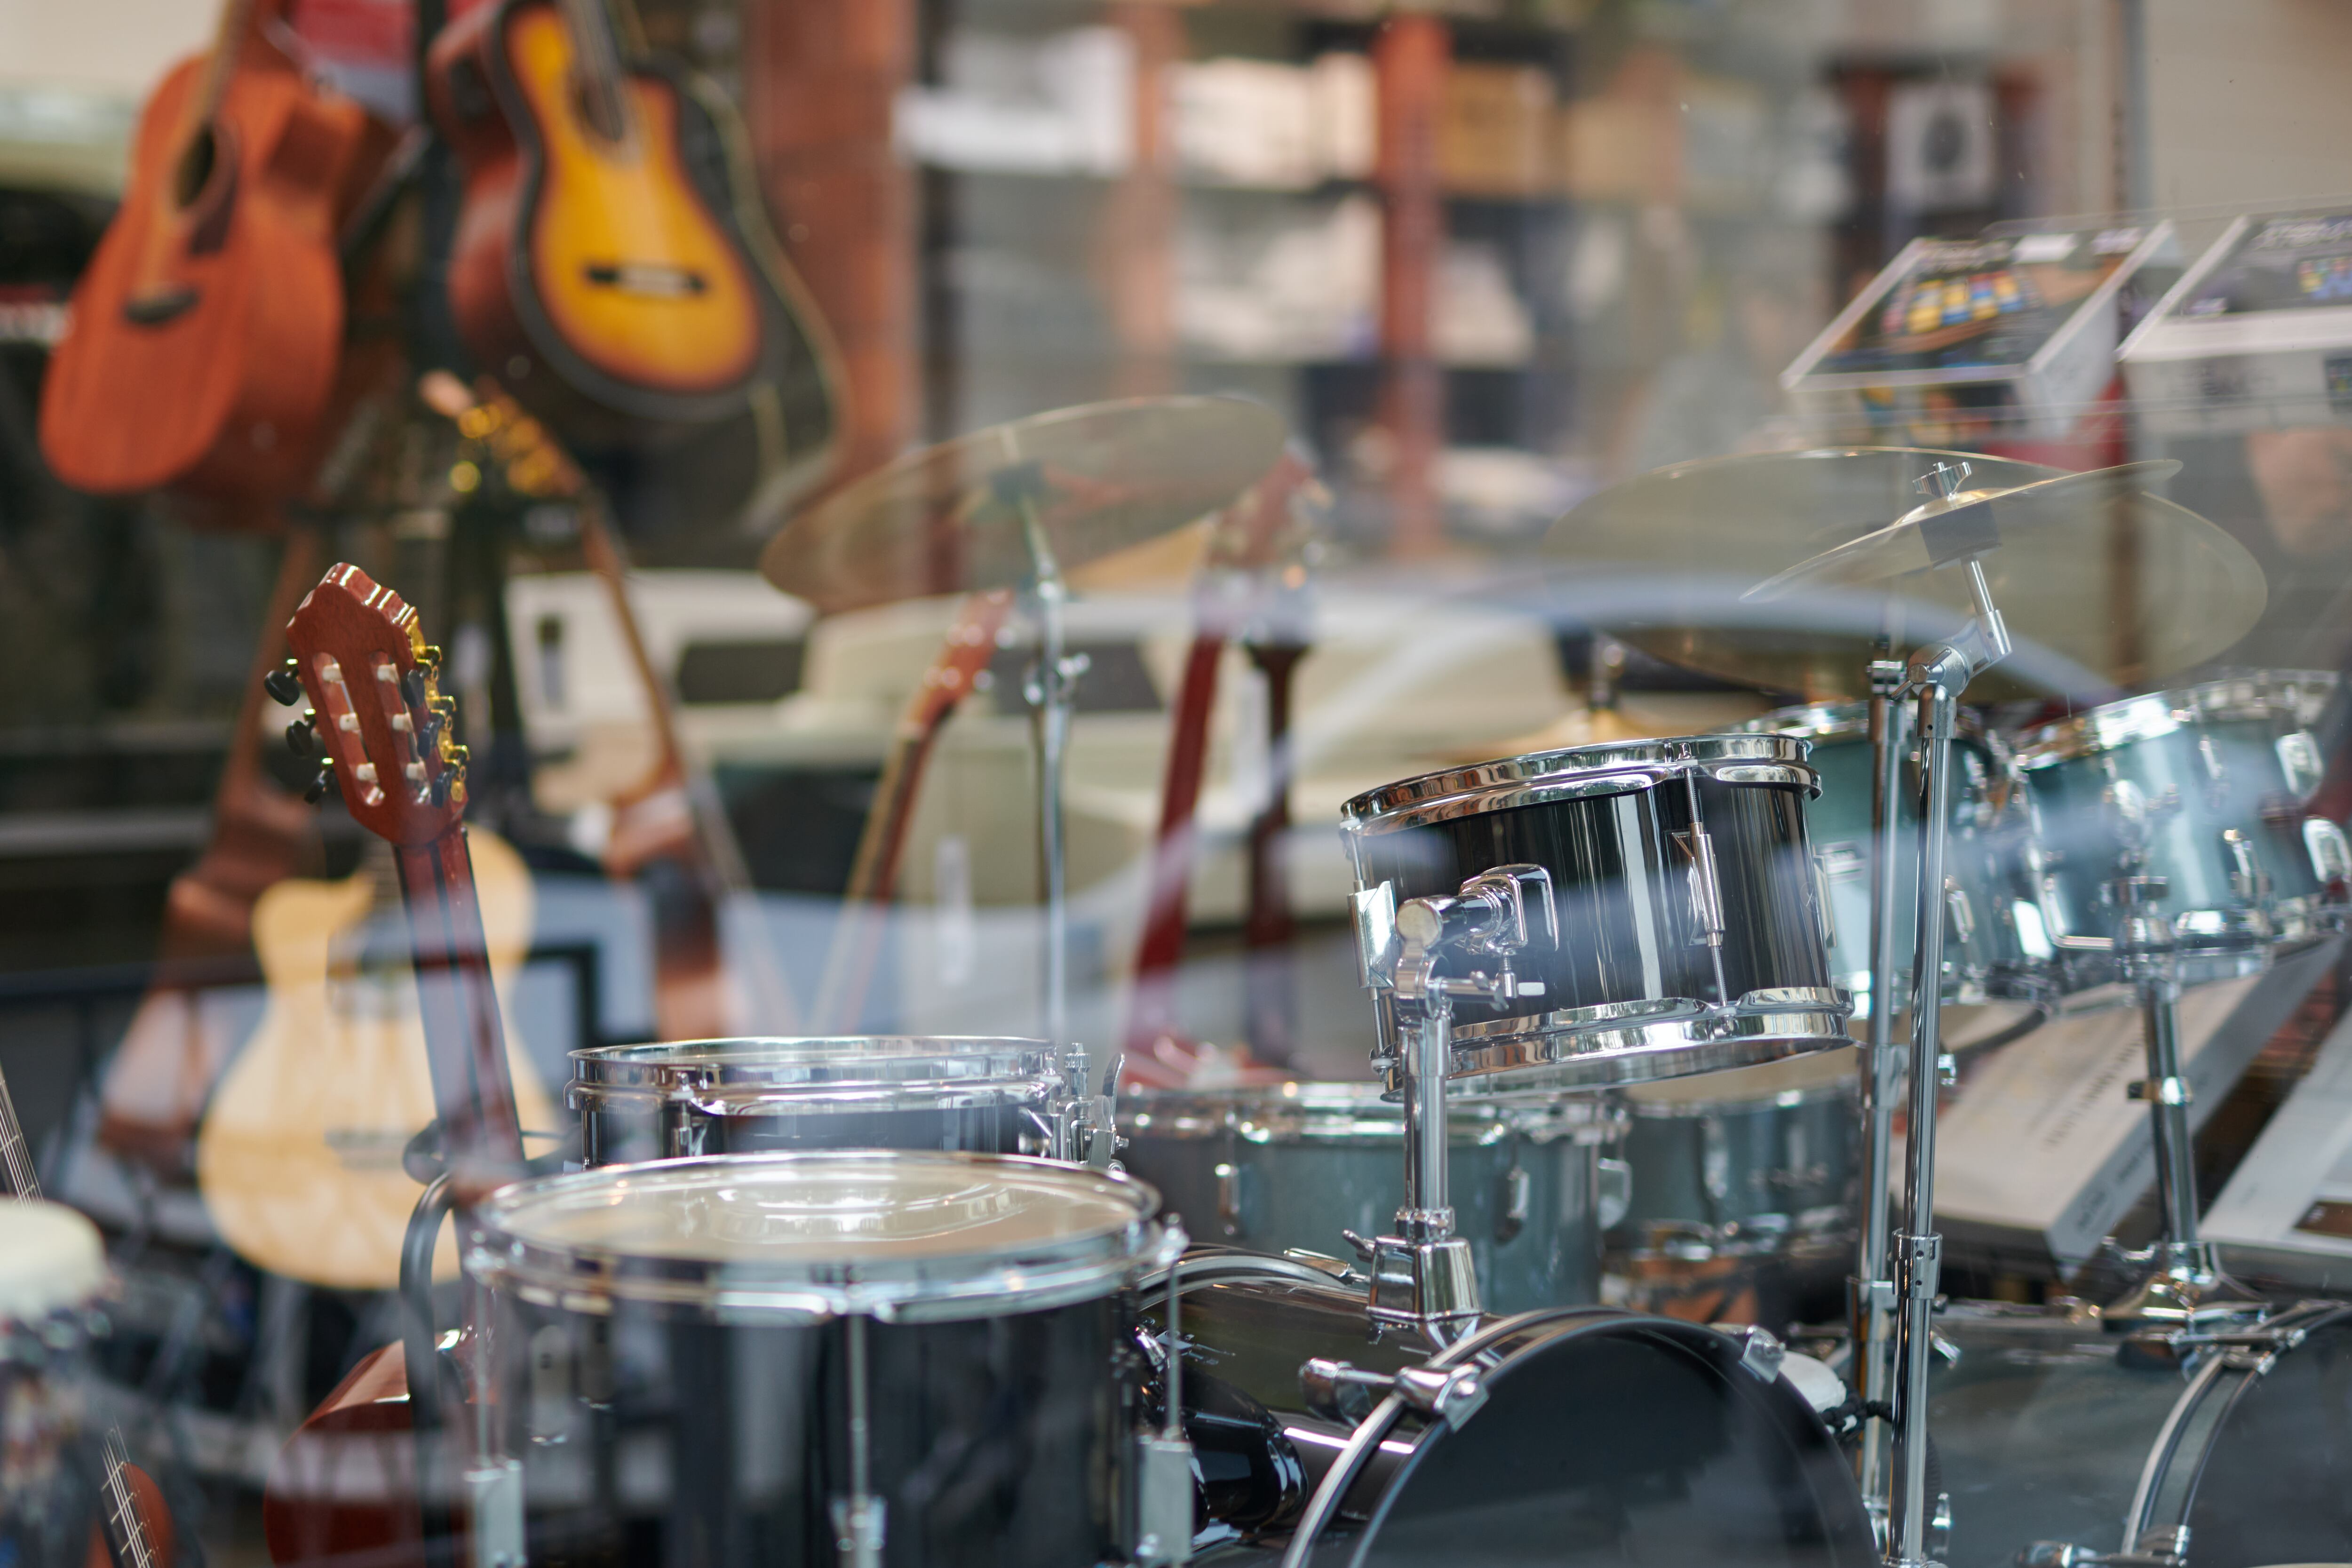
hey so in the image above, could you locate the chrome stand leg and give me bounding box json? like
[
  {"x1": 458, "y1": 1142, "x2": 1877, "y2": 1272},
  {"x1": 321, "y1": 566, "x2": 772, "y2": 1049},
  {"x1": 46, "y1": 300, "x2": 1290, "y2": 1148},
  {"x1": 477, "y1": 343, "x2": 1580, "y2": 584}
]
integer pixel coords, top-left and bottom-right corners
[{"x1": 1854, "y1": 660, "x2": 1908, "y2": 1542}]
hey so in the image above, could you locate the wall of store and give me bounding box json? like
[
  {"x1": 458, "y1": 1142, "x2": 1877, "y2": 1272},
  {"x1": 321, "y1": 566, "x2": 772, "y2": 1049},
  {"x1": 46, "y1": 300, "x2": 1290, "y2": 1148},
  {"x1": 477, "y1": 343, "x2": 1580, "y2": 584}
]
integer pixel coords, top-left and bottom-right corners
[{"x1": 2146, "y1": 0, "x2": 2352, "y2": 210}]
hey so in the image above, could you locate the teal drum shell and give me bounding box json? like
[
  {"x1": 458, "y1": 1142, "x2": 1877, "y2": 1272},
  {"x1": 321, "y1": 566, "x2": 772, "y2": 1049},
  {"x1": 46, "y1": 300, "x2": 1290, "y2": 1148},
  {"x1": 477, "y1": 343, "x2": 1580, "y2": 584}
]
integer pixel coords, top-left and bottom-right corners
[
  {"x1": 1610, "y1": 1047, "x2": 1859, "y2": 1263},
  {"x1": 1928, "y1": 1300, "x2": 2352, "y2": 1568},
  {"x1": 1343, "y1": 734, "x2": 1852, "y2": 1095},
  {"x1": 1116, "y1": 1084, "x2": 1626, "y2": 1313},
  {"x1": 1726, "y1": 704, "x2": 2052, "y2": 1051},
  {"x1": 2016, "y1": 672, "x2": 2347, "y2": 985}
]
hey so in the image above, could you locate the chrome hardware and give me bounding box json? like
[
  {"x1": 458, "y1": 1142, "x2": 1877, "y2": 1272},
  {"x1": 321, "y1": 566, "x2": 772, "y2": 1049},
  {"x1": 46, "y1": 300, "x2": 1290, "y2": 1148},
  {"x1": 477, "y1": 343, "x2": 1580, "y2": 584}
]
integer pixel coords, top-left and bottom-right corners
[
  {"x1": 2220, "y1": 828, "x2": 2265, "y2": 905},
  {"x1": 1300, "y1": 1358, "x2": 1487, "y2": 1429},
  {"x1": 2196, "y1": 732, "x2": 2230, "y2": 804},
  {"x1": 2305, "y1": 817, "x2": 2352, "y2": 884},
  {"x1": 1731, "y1": 1324, "x2": 1785, "y2": 1382},
  {"x1": 1214, "y1": 1162, "x2": 1246, "y2": 1238},
  {"x1": 1280, "y1": 1248, "x2": 1367, "y2": 1287},
  {"x1": 2127, "y1": 1076, "x2": 2192, "y2": 1107},
  {"x1": 1351, "y1": 881, "x2": 1400, "y2": 988},
  {"x1": 2019, "y1": 1529, "x2": 2185, "y2": 1568},
  {"x1": 1596, "y1": 1157, "x2": 1632, "y2": 1229},
  {"x1": 1810, "y1": 847, "x2": 1840, "y2": 948},
  {"x1": 1674, "y1": 827, "x2": 1728, "y2": 947},
  {"x1": 1133, "y1": 1258, "x2": 1193, "y2": 1567},
  {"x1": 833, "y1": 1315, "x2": 886, "y2": 1568},
  {"x1": 1945, "y1": 878, "x2": 1976, "y2": 944},
  {"x1": 1494, "y1": 1163, "x2": 1530, "y2": 1244},
  {"x1": 1700, "y1": 1115, "x2": 1731, "y2": 1203},
  {"x1": 465, "y1": 1459, "x2": 526, "y2": 1568},
  {"x1": 2278, "y1": 730, "x2": 2325, "y2": 798},
  {"x1": 1915, "y1": 460, "x2": 1971, "y2": 498}
]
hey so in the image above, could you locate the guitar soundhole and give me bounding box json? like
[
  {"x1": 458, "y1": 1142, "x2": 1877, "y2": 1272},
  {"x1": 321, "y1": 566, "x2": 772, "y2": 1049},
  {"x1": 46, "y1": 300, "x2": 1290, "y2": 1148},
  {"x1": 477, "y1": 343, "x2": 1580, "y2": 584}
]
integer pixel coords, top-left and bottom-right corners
[
  {"x1": 174, "y1": 124, "x2": 219, "y2": 208},
  {"x1": 584, "y1": 262, "x2": 708, "y2": 299}
]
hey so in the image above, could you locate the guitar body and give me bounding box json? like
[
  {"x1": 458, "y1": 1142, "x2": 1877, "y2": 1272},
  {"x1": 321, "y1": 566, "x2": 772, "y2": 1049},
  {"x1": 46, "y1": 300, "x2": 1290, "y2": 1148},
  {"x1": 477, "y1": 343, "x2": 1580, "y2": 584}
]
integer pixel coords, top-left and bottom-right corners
[
  {"x1": 194, "y1": 828, "x2": 551, "y2": 1290},
  {"x1": 428, "y1": 0, "x2": 839, "y2": 508},
  {"x1": 38, "y1": 32, "x2": 380, "y2": 503},
  {"x1": 262, "y1": 1341, "x2": 421, "y2": 1568}
]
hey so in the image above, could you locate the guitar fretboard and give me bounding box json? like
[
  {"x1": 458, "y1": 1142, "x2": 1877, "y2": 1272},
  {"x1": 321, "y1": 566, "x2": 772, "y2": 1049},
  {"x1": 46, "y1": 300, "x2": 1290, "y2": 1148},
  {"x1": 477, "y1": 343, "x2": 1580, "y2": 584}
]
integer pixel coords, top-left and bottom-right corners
[{"x1": 0, "y1": 1063, "x2": 39, "y2": 1200}]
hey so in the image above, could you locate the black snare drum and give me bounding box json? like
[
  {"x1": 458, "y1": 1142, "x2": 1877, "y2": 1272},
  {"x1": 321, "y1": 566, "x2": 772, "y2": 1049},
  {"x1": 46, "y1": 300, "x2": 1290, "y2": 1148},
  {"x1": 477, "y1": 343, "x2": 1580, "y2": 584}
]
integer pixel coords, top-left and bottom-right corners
[
  {"x1": 570, "y1": 1036, "x2": 1065, "y2": 1166},
  {"x1": 465, "y1": 1152, "x2": 1178, "y2": 1568},
  {"x1": 1343, "y1": 734, "x2": 1851, "y2": 1095},
  {"x1": 1929, "y1": 1300, "x2": 2352, "y2": 1568},
  {"x1": 1147, "y1": 1252, "x2": 1878, "y2": 1565}
]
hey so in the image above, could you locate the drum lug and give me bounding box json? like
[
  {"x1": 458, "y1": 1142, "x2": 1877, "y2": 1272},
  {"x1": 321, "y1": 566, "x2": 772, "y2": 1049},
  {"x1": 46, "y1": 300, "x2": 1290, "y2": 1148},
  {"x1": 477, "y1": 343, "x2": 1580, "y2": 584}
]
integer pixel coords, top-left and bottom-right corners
[
  {"x1": 1809, "y1": 848, "x2": 1840, "y2": 951},
  {"x1": 464, "y1": 1457, "x2": 525, "y2": 1568},
  {"x1": 2018, "y1": 1526, "x2": 2186, "y2": 1568},
  {"x1": 1214, "y1": 1161, "x2": 1249, "y2": 1239},
  {"x1": 1728, "y1": 1323, "x2": 1785, "y2": 1383},
  {"x1": 2303, "y1": 817, "x2": 2352, "y2": 888},
  {"x1": 1301, "y1": 1356, "x2": 1487, "y2": 1430},
  {"x1": 1494, "y1": 1162, "x2": 1530, "y2": 1244},
  {"x1": 1596, "y1": 1156, "x2": 1632, "y2": 1231}
]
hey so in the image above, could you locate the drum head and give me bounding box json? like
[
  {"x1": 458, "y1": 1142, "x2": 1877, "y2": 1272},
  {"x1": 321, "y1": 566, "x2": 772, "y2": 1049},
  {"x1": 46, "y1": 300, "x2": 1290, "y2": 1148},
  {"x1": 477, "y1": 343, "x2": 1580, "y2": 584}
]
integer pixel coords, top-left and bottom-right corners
[
  {"x1": 1304, "y1": 1314, "x2": 1877, "y2": 1566},
  {"x1": 2167, "y1": 1309, "x2": 2352, "y2": 1566}
]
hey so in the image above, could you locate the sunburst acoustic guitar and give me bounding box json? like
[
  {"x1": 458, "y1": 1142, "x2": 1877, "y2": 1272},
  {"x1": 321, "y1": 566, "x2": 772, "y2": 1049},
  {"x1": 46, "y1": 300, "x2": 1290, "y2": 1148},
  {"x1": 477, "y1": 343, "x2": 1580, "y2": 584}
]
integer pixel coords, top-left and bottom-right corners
[{"x1": 423, "y1": 0, "x2": 840, "y2": 508}]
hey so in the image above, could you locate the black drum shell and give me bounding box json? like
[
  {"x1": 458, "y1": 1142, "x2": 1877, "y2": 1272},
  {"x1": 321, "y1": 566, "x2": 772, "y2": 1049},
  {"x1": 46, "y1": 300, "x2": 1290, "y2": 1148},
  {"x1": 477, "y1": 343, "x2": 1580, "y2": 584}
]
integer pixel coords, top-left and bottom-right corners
[
  {"x1": 484, "y1": 1285, "x2": 1140, "y2": 1568},
  {"x1": 1148, "y1": 1257, "x2": 1878, "y2": 1566},
  {"x1": 1348, "y1": 772, "x2": 1832, "y2": 1028}
]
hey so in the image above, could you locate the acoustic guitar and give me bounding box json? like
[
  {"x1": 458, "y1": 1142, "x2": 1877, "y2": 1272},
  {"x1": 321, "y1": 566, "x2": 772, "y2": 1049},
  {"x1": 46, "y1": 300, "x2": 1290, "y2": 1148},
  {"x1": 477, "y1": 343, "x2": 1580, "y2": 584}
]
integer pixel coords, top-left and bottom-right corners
[
  {"x1": 423, "y1": 0, "x2": 840, "y2": 501},
  {"x1": 193, "y1": 828, "x2": 548, "y2": 1289},
  {"x1": 812, "y1": 590, "x2": 1014, "y2": 1032},
  {"x1": 256, "y1": 563, "x2": 532, "y2": 1568},
  {"x1": 38, "y1": 0, "x2": 389, "y2": 501}
]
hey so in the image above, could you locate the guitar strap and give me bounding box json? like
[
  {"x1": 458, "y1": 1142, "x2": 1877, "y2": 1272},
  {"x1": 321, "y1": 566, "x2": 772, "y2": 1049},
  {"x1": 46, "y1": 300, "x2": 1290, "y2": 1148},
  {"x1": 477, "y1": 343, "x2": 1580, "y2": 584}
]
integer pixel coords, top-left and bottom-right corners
[
  {"x1": 1240, "y1": 637, "x2": 1307, "y2": 1067},
  {"x1": 1123, "y1": 631, "x2": 1224, "y2": 1063}
]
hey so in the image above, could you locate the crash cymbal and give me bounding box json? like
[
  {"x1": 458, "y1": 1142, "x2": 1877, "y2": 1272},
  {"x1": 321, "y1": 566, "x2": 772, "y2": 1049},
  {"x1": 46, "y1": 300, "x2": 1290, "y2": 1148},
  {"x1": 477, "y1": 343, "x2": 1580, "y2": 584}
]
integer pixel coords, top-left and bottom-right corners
[
  {"x1": 1742, "y1": 459, "x2": 2183, "y2": 598},
  {"x1": 759, "y1": 396, "x2": 1288, "y2": 614},
  {"x1": 1540, "y1": 447, "x2": 2267, "y2": 702}
]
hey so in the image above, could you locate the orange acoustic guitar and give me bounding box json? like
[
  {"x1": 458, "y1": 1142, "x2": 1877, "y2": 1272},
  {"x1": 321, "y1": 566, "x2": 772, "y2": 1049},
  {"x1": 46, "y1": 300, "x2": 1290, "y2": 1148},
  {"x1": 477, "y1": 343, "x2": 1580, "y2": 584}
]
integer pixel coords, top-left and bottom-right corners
[
  {"x1": 38, "y1": 0, "x2": 389, "y2": 502},
  {"x1": 424, "y1": 0, "x2": 840, "y2": 494}
]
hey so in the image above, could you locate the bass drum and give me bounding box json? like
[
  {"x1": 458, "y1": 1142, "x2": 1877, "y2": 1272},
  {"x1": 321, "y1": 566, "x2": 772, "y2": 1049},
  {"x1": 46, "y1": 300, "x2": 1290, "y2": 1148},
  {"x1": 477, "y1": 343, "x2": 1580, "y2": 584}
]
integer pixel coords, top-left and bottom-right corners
[
  {"x1": 1150, "y1": 1253, "x2": 1878, "y2": 1566},
  {"x1": 1929, "y1": 1300, "x2": 2352, "y2": 1568}
]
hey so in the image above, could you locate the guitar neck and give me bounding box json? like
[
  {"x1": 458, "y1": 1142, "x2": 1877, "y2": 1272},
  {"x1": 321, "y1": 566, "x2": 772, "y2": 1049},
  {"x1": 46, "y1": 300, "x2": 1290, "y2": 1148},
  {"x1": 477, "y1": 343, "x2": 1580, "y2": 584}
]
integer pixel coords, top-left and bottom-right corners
[
  {"x1": 0, "y1": 1058, "x2": 40, "y2": 1201},
  {"x1": 557, "y1": 0, "x2": 634, "y2": 143},
  {"x1": 191, "y1": 0, "x2": 266, "y2": 131},
  {"x1": 393, "y1": 827, "x2": 525, "y2": 1182}
]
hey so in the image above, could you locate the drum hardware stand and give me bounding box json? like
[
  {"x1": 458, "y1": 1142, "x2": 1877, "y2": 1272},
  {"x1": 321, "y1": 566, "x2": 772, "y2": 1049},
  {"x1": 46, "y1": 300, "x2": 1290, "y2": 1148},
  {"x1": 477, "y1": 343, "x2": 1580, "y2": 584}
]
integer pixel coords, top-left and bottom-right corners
[
  {"x1": 1880, "y1": 458, "x2": 2013, "y2": 1568},
  {"x1": 832, "y1": 1314, "x2": 886, "y2": 1568},
  {"x1": 1134, "y1": 1255, "x2": 1196, "y2": 1567},
  {"x1": 2099, "y1": 874, "x2": 2269, "y2": 1341},
  {"x1": 1349, "y1": 865, "x2": 1556, "y2": 1336},
  {"x1": 993, "y1": 459, "x2": 1094, "y2": 1131},
  {"x1": 1852, "y1": 655, "x2": 1909, "y2": 1545}
]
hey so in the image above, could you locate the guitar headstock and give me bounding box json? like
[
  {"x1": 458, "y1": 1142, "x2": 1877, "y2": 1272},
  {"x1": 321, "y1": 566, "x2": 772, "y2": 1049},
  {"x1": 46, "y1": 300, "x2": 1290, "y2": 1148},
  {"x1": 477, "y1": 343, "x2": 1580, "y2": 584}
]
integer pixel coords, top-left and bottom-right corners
[
  {"x1": 1203, "y1": 446, "x2": 1326, "y2": 575},
  {"x1": 271, "y1": 564, "x2": 467, "y2": 845}
]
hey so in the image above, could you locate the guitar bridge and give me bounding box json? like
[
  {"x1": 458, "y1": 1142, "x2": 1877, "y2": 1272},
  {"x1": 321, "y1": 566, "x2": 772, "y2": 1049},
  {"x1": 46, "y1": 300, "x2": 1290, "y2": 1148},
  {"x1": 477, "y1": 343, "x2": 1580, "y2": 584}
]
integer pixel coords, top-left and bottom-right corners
[{"x1": 583, "y1": 262, "x2": 708, "y2": 298}]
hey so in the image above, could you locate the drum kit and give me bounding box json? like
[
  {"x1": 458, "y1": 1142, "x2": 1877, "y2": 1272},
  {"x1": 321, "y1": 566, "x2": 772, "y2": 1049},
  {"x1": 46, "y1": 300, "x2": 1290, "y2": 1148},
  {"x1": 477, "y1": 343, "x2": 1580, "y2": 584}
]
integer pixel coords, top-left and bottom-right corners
[{"x1": 137, "y1": 403, "x2": 2352, "y2": 1566}]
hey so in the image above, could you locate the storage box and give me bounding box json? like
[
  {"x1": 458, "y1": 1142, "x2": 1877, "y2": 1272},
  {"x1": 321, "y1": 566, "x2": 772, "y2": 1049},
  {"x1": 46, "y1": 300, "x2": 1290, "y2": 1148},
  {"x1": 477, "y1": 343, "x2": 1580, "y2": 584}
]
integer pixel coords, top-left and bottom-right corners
[
  {"x1": 2120, "y1": 208, "x2": 2352, "y2": 435},
  {"x1": 1441, "y1": 64, "x2": 1557, "y2": 197},
  {"x1": 1782, "y1": 222, "x2": 2177, "y2": 442}
]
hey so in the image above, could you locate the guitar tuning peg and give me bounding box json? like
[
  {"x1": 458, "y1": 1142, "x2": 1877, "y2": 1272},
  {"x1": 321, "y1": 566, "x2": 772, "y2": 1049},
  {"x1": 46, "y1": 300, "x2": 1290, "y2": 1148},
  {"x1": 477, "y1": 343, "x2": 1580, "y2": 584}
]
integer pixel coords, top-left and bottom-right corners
[
  {"x1": 401, "y1": 668, "x2": 428, "y2": 709},
  {"x1": 285, "y1": 712, "x2": 318, "y2": 756},
  {"x1": 303, "y1": 761, "x2": 337, "y2": 804},
  {"x1": 417, "y1": 643, "x2": 445, "y2": 673},
  {"x1": 263, "y1": 661, "x2": 303, "y2": 706}
]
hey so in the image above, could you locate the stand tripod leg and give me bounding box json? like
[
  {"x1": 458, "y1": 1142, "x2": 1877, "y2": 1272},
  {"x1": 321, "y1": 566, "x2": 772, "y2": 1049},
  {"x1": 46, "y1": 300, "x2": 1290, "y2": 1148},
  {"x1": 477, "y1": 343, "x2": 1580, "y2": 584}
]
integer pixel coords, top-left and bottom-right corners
[{"x1": 1854, "y1": 665, "x2": 1907, "y2": 1536}]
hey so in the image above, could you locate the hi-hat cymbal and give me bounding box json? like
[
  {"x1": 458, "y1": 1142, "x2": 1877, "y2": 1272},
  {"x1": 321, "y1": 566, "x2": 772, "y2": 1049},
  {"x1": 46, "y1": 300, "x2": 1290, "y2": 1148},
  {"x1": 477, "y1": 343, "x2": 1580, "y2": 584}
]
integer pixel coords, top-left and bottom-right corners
[
  {"x1": 759, "y1": 397, "x2": 1289, "y2": 615},
  {"x1": 1540, "y1": 447, "x2": 2267, "y2": 702}
]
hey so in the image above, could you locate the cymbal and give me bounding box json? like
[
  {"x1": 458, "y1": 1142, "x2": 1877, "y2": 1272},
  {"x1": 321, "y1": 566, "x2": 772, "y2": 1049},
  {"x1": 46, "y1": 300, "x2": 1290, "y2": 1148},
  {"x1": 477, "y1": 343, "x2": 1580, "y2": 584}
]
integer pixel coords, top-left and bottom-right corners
[
  {"x1": 759, "y1": 397, "x2": 1289, "y2": 614},
  {"x1": 1741, "y1": 460, "x2": 2182, "y2": 599},
  {"x1": 1540, "y1": 447, "x2": 2267, "y2": 702}
]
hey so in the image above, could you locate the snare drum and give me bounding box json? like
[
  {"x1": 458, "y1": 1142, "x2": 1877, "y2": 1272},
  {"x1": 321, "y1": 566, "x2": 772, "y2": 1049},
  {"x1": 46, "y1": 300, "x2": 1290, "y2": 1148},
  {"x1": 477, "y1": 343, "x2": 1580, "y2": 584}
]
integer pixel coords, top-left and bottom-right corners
[
  {"x1": 1612, "y1": 1047, "x2": 1859, "y2": 1266},
  {"x1": 1116, "y1": 1084, "x2": 1626, "y2": 1313},
  {"x1": 1928, "y1": 1299, "x2": 2352, "y2": 1568},
  {"x1": 1729, "y1": 703, "x2": 2051, "y2": 1051},
  {"x1": 1146, "y1": 1251, "x2": 1879, "y2": 1564},
  {"x1": 465, "y1": 1152, "x2": 1178, "y2": 1568},
  {"x1": 0, "y1": 1202, "x2": 106, "y2": 1568},
  {"x1": 1343, "y1": 734, "x2": 1851, "y2": 1095},
  {"x1": 2017, "y1": 672, "x2": 2349, "y2": 984},
  {"x1": 571, "y1": 1036, "x2": 1065, "y2": 1166}
]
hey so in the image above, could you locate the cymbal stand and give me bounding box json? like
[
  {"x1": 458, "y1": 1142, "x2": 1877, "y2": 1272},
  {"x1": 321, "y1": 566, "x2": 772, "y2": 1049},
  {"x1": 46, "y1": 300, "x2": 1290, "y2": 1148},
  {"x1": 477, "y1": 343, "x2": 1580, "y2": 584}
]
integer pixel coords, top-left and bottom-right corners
[
  {"x1": 1889, "y1": 462, "x2": 2013, "y2": 1568},
  {"x1": 991, "y1": 459, "x2": 1108, "y2": 1163},
  {"x1": 1852, "y1": 655, "x2": 1909, "y2": 1544},
  {"x1": 2101, "y1": 876, "x2": 2267, "y2": 1334},
  {"x1": 1348, "y1": 864, "x2": 1555, "y2": 1339}
]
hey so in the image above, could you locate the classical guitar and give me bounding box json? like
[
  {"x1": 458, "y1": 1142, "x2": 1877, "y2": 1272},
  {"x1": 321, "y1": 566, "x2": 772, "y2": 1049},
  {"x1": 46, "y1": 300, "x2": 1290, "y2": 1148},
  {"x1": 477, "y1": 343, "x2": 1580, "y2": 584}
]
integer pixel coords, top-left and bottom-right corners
[
  {"x1": 193, "y1": 827, "x2": 548, "y2": 1289},
  {"x1": 811, "y1": 590, "x2": 1014, "y2": 1033},
  {"x1": 38, "y1": 0, "x2": 389, "y2": 501},
  {"x1": 0, "y1": 1062, "x2": 175, "y2": 1568},
  {"x1": 257, "y1": 562, "x2": 528, "y2": 1568},
  {"x1": 423, "y1": 0, "x2": 840, "y2": 498}
]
